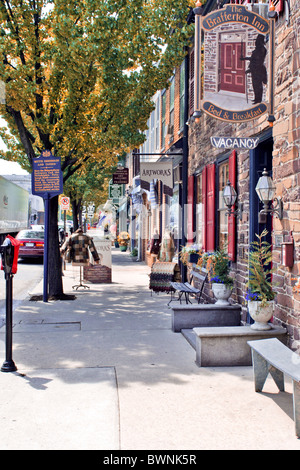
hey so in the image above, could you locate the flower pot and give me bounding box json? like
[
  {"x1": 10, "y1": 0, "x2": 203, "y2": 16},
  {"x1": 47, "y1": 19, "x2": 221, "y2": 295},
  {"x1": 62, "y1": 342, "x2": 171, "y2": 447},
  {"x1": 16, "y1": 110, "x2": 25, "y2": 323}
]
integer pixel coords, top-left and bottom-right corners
[
  {"x1": 120, "y1": 245, "x2": 127, "y2": 252},
  {"x1": 212, "y1": 283, "x2": 232, "y2": 305},
  {"x1": 188, "y1": 253, "x2": 200, "y2": 264},
  {"x1": 248, "y1": 300, "x2": 274, "y2": 330}
]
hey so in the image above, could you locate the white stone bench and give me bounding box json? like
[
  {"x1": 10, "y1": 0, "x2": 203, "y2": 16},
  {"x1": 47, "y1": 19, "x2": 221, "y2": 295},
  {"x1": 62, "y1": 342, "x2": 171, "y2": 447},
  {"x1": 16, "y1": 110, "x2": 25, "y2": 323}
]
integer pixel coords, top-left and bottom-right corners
[
  {"x1": 247, "y1": 338, "x2": 300, "y2": 438},
  {"x1": 193, "y1": 325, "x2": 287, "y2": 367}
]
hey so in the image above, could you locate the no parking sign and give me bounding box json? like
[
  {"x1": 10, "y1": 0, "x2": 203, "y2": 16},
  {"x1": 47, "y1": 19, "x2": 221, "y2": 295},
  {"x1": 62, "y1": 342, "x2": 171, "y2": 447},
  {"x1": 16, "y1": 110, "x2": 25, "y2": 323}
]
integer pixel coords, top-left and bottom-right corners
[{"x1": 60, "y1": 196, "x2": 70, "y2": 211}]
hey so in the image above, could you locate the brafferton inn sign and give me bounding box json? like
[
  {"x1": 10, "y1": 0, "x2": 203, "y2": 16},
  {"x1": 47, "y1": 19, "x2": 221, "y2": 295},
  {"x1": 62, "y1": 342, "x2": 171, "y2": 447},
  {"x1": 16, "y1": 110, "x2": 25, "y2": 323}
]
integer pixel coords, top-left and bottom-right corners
[{"x1": 192, "y1": 3, "x2": 274, "y2": 124}]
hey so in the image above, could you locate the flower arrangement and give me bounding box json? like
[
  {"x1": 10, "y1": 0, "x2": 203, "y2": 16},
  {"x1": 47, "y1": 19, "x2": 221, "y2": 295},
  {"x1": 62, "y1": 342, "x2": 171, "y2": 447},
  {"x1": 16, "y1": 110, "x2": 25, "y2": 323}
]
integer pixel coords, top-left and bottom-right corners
[
  {"x1": 205, "y1": 249, "x2": 234, "y2": 287},
  {"x1": 246, "y1": 229, "x2": 275, "y2": 307},
  {"x1": 117, "y1": 231, "x2": 130, "y2": 246}
]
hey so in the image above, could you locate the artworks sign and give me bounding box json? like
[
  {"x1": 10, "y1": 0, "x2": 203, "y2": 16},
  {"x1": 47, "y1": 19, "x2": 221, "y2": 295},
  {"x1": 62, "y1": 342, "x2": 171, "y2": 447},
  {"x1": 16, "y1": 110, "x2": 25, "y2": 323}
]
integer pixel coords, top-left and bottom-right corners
[
  {"x1": 140, "y1": 162, "x2": 173, "y2": 196},
  {"x1": 201, "y1": 4, "x2": 270, "y2": 122},
  {"x1": 210, "y1": 136, "x2": 259, "y2": 149},
  {"x1": 140, "y1": 162, "x2": 173, "y2": 187},
  {"x1": 32, "y1": 150, "x2": 63, "y2": 198}
]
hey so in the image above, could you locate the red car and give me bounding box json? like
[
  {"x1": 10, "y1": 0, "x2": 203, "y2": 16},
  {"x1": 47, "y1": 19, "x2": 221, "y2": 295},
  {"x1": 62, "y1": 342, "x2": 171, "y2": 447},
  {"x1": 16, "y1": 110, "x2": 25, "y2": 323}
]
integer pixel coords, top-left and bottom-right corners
[{"x1": 16, "y1": 229, "x2": 44, "y2": 260}]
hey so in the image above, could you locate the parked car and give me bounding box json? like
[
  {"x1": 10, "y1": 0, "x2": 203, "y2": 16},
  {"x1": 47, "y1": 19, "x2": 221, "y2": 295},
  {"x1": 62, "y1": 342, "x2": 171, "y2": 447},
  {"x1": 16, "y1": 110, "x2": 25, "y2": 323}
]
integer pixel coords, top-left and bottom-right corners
[{"x1": 16, "y1": 229, "x2": 44, "y2": 260}]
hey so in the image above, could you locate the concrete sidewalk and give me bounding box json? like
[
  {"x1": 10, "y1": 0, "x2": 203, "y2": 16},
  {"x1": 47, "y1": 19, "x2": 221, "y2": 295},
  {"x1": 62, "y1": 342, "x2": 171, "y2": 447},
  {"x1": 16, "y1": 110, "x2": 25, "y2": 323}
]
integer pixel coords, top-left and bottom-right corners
[{"x1": 0, "y1": 247, "x2": 299, "y2": 450}]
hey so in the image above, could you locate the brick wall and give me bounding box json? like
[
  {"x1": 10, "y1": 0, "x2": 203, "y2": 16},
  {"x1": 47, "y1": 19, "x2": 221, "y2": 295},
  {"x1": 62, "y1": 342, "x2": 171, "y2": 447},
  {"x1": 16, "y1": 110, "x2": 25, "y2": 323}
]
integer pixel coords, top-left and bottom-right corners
[{"x1": 270, "y1": 0, "x2": 300, "y2": 346}]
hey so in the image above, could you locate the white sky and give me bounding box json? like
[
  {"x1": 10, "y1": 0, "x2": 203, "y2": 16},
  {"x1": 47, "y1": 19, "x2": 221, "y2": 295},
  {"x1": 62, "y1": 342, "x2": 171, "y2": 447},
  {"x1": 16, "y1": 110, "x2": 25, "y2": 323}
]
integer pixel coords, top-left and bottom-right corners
[
  {"x1": 0, "y1": 158, "x2": 29, "y2": 175},
  {"x1": 0, "y1": 117, "x2": 29, "y2": 175}
]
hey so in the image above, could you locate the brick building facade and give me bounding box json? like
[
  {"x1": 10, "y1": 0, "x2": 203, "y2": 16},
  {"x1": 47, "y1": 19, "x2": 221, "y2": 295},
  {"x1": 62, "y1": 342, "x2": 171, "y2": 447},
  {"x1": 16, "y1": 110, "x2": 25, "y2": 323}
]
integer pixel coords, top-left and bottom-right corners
[
  {"x1": 188, "y1": 0, "x2": 300, "y2": 349},
  {"x1": 126, "y1": 0, "x2": 300, "y2": 349}
]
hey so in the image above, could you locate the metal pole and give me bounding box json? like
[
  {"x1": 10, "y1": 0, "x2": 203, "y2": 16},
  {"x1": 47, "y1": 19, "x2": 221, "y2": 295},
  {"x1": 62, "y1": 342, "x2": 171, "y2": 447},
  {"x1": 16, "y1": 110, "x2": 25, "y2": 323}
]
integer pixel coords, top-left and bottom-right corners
[
  {"x1": 43, "y1": 193, "x2": 50, "y2": 302},
  {"x1": 1, "y1": 272, "x2": 17, "y2": 372}
]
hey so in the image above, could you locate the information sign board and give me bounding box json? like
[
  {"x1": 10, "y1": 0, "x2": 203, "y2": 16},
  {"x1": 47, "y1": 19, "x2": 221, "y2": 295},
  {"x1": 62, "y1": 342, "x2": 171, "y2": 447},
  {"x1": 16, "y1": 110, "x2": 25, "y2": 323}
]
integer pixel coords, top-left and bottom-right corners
[{"x1": 32, "y1": 150, "x2": 63, "y2": 198}]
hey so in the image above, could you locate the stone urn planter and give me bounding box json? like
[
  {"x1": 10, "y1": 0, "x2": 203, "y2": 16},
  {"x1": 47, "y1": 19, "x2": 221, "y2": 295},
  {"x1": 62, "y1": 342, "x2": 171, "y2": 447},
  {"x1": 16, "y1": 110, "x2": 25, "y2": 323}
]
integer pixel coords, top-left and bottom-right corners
[
  {"x1": 248, "y1": 300, "x2": 274, "y2": 330},
  {"x1": 212, "y1": 283, "x2": 232, "y2": 305}
]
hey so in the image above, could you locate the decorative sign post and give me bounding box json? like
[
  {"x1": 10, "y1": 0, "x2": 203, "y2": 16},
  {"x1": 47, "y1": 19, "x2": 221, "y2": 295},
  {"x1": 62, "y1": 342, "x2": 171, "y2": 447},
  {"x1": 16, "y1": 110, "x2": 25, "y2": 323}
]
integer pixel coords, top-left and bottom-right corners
[
  {"x1": 193, "y1": 2, "x2": 274, "y2": 124},
  {"x1": 32, "y1": 150, "x2": 63, "y2": 302}
]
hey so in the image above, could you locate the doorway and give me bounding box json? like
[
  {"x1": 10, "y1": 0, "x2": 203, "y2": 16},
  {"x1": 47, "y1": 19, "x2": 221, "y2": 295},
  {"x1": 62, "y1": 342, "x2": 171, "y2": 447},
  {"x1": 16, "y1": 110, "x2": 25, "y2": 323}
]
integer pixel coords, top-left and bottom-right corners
[{"x1": 248, "y1": 131, "x2": 273, "y2": 323}]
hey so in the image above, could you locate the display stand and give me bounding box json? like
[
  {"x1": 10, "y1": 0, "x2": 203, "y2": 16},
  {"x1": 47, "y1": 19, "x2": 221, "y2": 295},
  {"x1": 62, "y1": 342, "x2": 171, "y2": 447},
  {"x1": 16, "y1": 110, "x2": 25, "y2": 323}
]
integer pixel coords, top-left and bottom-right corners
[{"x1": 72, "y1": 266, "x2": 90, "y2": 290}]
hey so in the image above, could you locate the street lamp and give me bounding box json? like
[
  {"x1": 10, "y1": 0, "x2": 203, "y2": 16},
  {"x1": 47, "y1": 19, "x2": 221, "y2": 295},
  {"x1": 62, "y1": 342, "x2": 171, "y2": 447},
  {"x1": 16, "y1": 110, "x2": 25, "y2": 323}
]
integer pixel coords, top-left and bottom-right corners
[
  {"x1": 255, "y1": 168, "x2": 283, "y2": 219},
  {"x1": 222, "y1": 180, "x2": 243, "y2": 220}
]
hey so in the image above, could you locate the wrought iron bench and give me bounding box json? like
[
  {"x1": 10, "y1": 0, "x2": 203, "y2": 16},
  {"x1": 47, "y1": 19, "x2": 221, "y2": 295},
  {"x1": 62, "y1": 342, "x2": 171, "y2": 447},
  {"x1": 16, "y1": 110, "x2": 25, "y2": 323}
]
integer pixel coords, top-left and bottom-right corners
[
  {"x1": 168, "y1": 268, "x2": 207, "y2": 307},
  {"x1": 247, "y1": 338, "x2": 300, "y2": 438}
]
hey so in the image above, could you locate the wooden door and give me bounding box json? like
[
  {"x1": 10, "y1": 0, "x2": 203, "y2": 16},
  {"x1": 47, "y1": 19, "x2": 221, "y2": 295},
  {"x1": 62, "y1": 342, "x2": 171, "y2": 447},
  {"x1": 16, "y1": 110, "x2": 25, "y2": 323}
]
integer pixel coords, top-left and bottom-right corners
[{"x1": 219, "y1": 42, "x2": 245, "y2": 94}]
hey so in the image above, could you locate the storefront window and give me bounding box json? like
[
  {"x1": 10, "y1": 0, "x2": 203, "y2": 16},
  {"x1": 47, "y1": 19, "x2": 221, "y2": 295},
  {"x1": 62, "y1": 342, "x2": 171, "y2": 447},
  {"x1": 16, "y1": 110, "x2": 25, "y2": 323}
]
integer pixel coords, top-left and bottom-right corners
[
  {"x1": 196, "y1": 173, "x2": 203, "y2": 248},
  {"x1": 218, "y1": 161, "x2": 229, "y2": 252}
]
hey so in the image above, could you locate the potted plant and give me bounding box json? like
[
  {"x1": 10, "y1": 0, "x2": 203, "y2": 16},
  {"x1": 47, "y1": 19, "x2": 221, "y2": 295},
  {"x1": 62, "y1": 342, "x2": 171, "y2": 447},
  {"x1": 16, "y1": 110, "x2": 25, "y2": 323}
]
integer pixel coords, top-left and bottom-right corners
[
  {"x1": 117, "y1": 231, "x2": 130, "y2": 252},
  {"x1": 246, "y1": 229, "x2": 275, "y2": 330},
  {"x1": 130, "y1": 247, "x2": 138, "y2": 261},
  {"x1": 206, "y1": 249, "x2": 234, "y2": 305}
]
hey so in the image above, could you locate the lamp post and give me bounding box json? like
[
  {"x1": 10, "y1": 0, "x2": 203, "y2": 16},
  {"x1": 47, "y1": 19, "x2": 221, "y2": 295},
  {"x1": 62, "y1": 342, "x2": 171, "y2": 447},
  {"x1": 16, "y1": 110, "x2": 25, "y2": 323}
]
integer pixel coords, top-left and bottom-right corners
[{"x1": 255, "y1": 168, "x2": 283, "y2": 219}]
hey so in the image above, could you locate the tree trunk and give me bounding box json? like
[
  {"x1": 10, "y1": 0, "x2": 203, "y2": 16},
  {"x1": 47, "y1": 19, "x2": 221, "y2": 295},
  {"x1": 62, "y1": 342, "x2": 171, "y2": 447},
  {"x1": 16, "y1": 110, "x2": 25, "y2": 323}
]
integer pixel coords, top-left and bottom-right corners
[{"x1": 72, "y1": 199, "x2": 81, "y2": 231}]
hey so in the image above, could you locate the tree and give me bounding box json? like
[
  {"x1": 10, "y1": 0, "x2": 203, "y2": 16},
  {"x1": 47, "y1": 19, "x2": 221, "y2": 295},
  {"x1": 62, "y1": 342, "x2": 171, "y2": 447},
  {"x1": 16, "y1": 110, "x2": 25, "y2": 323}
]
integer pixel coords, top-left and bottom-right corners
[{"x1": 0, "y1": 0, "x2": 193, "y2": 297}]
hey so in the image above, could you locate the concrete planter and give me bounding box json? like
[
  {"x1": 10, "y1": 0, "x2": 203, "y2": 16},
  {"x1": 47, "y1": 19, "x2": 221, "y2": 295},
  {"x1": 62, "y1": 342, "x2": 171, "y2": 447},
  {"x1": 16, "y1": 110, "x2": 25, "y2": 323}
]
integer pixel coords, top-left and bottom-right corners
[
  {"x1": 171, "y1": 303, "x2": 241, "y2": 332},
  {"x1": 211, "y1": 283, "x2": 232, "y2": 305},
  {"x1": 248, "y1": 300, "x2": 274, "y2": 330}
]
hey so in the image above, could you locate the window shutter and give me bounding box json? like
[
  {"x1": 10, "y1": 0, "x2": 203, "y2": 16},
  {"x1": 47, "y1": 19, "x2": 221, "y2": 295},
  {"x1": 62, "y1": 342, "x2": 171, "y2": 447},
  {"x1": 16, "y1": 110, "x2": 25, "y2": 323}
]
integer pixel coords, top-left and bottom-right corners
[
  {"x1": 228, "y1": 150, "x2": 237, "y2": 262},
  {"x1": 206, "y1": 163, "x2": 215, "y2": 252},
  {"x1": 189, "y1": 49, "x2": 195, "y2": 117},
  {"x1": 202, "y1": 166, "x2": 207, "y2": 251},
  {"x1": 187, "y1": 175, "x2": 195, "y2": 243}
]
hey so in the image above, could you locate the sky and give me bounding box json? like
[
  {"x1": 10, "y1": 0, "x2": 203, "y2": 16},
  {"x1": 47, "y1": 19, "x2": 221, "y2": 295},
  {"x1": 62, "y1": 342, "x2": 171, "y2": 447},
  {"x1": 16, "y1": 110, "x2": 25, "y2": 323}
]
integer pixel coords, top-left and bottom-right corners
[
  {"x1": 0, "y1": 158, "x2": 29, "y2": 175},
  {"x1": 0, "y1": 117, "x2": 29, "y2": 175}
]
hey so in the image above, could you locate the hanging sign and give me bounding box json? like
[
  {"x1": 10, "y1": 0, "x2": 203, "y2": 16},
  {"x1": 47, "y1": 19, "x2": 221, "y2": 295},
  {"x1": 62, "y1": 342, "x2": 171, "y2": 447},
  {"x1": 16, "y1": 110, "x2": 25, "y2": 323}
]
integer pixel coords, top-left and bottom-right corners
[
  {"x1": 140, "y1": 162, "x2": 173, "y2": 196},
  {"x1": 195, "y1": 4, "x2": 271, "y2": 123},
  {"x1": 210, "y1": 136, "x2": 259, "y2": 149},
  {"x1": 108, "y1": 180, "x2": 124, "y2": 199},
  {"x1": 113, "y1": 167, "x2": 129, "y2": 185},
  {"x1": 32, "y1": 150, "x2": 63, "y2": 198}
]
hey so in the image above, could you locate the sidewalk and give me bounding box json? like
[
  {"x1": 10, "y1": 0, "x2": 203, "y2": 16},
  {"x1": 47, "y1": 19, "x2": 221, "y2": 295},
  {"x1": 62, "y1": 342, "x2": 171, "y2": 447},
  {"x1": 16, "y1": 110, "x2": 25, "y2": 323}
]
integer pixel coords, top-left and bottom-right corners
[{"x1": 0, "y1": 247, "x2": 299, "y2": 450}]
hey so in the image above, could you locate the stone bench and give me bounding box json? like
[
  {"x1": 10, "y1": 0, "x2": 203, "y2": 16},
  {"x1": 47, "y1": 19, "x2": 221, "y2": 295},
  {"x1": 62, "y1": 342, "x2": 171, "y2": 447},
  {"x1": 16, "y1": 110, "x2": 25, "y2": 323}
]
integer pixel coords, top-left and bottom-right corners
[
  {"x1": 171, "y1": 303, "x2": 241, "y2": 332},
  {"x1": 193, "y1": 325, "x2": 287, "y2": 367},
  {"x1": 248, "y1": 338, "x2": 300, "y2": 438}
]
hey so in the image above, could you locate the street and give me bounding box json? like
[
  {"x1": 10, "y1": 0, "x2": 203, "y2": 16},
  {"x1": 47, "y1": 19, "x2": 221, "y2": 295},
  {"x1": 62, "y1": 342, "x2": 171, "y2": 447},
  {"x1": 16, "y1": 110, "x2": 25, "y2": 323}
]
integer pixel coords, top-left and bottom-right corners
[{"x1": 0, "y1": 259, "x2": 43, "y2": 325}]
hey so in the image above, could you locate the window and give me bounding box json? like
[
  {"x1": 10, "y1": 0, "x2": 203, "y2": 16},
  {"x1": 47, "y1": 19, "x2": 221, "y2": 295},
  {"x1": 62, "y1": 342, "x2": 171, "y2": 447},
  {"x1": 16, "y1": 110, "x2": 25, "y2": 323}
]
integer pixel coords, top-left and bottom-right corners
[
  {"x1": 155, "y1": 97, "x2": 160, "y2": 151},
  {"x1": 161, "y1": 91, "x2": 166, "y2": 149},
  {"x1": 196, "y1": 173, "x2": 203, "y2": 248},
  {"x1": 179, "y1": 61, "x2": 185, "y2": 130},
  {"x1": 169, "y1": 75, "x2": 175, "y2": 134}
]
